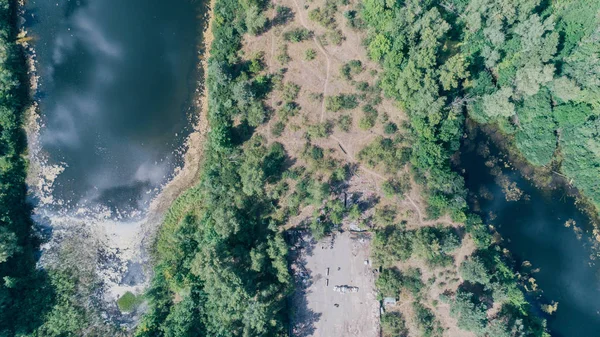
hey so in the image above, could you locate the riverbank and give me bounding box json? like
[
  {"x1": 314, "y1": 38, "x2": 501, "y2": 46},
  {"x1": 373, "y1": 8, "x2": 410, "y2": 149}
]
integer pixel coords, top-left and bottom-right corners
[
  {"x1": 17, "y1": 0, "x2": 214, "y2": 330},
  {"x1": 460, "y1": 129, "x2": 600, "y2": 336},
  {"x1": 464, "y1": 120, "x2": 600, "y2": 240}
]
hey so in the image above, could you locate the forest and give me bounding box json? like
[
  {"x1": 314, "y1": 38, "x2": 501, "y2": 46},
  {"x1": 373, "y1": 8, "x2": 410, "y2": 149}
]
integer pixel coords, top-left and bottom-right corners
[{"x1": 0, "y1": 0, "x2": 599, "y2": 335}]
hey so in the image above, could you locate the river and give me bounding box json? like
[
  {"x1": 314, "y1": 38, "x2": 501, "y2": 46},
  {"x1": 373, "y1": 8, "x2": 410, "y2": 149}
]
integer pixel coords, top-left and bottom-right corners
[{"x1": 460, "y1": 128, "x2": 600, "y2": 337}]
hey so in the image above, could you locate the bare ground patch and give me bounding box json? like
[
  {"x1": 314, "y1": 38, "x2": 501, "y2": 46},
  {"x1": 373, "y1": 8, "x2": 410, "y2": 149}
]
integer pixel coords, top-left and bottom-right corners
[{"x1": 289, "y1": 230, "x2": 379, "y2": 337}]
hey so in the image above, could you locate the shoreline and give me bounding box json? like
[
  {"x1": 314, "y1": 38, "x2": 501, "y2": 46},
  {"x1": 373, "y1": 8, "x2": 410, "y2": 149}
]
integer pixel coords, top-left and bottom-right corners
[
  {"x1": 138, "y1": 0, "x2": 214, "y2": 255},
  {"x1": 464, "y1": 120, "x2": 600, "y2": 238},
  {"x1": 17, "y1": 0, "x2": 216, "y2": 320}
]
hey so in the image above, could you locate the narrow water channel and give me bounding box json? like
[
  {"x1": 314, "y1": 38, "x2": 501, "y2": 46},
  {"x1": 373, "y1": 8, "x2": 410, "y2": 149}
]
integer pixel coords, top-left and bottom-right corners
[
  {"x1": 460, "y1": 129, "x2": 600, "y2": 337},
  {"x1": 24, "y1": 0, "x2": 200, "y2": 217}
]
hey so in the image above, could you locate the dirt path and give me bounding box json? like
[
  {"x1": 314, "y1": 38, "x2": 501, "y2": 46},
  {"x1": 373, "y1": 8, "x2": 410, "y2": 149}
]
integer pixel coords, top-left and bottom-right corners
[
  {"x1": 290, "y1": 0, "x2": 331, "y2": 122},
  {"x1": 406, "y1": 195, "x2": 424, "y2": 224}
]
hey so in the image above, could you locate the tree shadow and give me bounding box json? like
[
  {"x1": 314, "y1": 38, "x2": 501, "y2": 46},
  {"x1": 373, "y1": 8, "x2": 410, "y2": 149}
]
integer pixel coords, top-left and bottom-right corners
[{"x1": 286, "y1": 230, "x2": 322, "y2": 337}]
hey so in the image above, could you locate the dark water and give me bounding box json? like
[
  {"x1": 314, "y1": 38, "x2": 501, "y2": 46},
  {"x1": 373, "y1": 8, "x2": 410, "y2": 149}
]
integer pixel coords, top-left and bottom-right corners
[
  {"x1": 25, "y1": 0, "x2": 200, "y2": 216},
  {"x1": 460, "y1": 130, "x2": 600, "y2": 337}
]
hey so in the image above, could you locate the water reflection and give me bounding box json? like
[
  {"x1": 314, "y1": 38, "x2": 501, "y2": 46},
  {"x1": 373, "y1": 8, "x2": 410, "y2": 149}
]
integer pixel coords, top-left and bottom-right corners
[
  {"x1": 26, "y1": 0, "x2": 198, "y2": 216},
  {"x1": 460, "y1": 128, "x2": 600, "y2": 337}
]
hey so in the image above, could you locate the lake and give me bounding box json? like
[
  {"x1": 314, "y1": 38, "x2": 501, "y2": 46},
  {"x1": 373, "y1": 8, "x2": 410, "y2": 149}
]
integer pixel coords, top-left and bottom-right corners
[
  {"x1": 460, "y1": 128, "x2": 600, "y2": 337},
  {"x1": 24, "y1": 0, "x2": 200, "y2": 217}
]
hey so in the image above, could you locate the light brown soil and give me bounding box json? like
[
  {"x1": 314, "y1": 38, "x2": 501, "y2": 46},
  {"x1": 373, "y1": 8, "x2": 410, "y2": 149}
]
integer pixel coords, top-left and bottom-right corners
[
  {"x1": 289, "y1": 231, "x2": 380, "y2": 337},
  {"x1": 241, "y1": 0, "x2": 478, "y2": 336}
]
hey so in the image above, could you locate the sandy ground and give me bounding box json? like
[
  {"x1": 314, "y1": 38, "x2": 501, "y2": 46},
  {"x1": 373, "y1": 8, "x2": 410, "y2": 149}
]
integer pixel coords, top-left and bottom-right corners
[{"x1": 290, "y1": 231, "x2": 380, "y2": 337}]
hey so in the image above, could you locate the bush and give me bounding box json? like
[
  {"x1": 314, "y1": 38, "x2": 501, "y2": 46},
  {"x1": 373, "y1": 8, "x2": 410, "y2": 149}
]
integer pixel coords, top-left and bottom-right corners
[
  {"x1": 340, "y1": 60, "x2": 364, "y2": 80},
  {"x1": 459, "y1": 256, "x2": 491, "y2": 285},
  {"x1": 450, "y1": 290, "x2": 488, "y2": 334},
  {"x1": 384, "y1": 122, "x2": 398, "y2": 134},
  {"x1": 337, "y1": 114, "x2": 352, "y2": 131},
  {"x1": 305, "y1": 48, "x2": 317, "y2": 61},
  {"x1": 117, "y1": 292, "x2": 143, "y2": 312},
  {"x1": 283, "y1": 28, "x2": 313, "y2": 42},
  {"x1": 277, "y1": 102, "x2": 300, "y2": 121},
  {"x1": 376, "y1": 268, "x2": 403, "y2": 298},
  {"x1": 359, "y1": 104, "x2": 378, "y2": 129},
  {"x1": 413, "y1": 303, "x2": 443, "y2": 337},
  {"x1": 308, "y1": 0, "x2": 337, "y2": 28},
  {"x1": 381, "y1": 175, "x2": 409, "y2": 198},
  {"x1": 282, "y1": 82, "x2": 300, "y2": 101},
  {"x1": 325, "y1": 94, "x2": 359, "y2": 112},
  {"x1": 381, "y1": 312, "x2": 407, "y2": 337},
  {"x1": 357, "y1": 136, "x2": 410, "y2": 173}
]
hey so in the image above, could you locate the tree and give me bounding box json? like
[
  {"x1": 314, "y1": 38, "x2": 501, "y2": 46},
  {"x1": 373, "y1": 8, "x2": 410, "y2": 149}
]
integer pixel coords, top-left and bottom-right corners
[
  {"x1": 380, "y1": 312, "x2": 407, "y2": 337},
  {"x1": 450, "y1": 290, "x2": 488, "y2": 334},
  {"x1": 246, "y1": 5, "x2": 267, "y2": 35},
  {"x1": 439, "y1": 54, "x2": 470, "y2": 91},
  {"x1": 376, "y1": 268, "x2": 403, "y2": 298},
  {"x1": 0, "y1": 227, "x2": 18, "y2": 263},
  {"x1": 482, "y1": 87, "x2": 515, "y2": 119},
  {"x1": 460, "y1": 256, "x2": 491, "y2": 285}
]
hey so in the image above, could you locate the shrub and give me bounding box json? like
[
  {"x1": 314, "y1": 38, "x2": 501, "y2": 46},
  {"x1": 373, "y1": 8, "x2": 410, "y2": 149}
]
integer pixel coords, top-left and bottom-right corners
[
  {"x1": 384, "y1": 122, "x2": 398, "y2": 134},
  {"x1": 271, "y1": 121, "x2": 285, "y2": 137},
  {"x1": 459, "y1": 256, "x2": 491, "y2": 285},
  {"x1": 117, "y1": 292, "x2": 143, "y2": 312},
  {"x1": 283, "y1": 28, "x2": 313, "y2": 42},
  {"x1": 337, "y1": 114, "x2": 352, "y2": 131},
  {"x1": 381, "y1": 176, "x2": 409, "y2": 198},
  {"x1": 376, "y1": 268, "x2": 403, "y2": 298},
  {"x1": 305, "y1": 48, "x2": 317, "y2": 60},
  {"x1": 340, "y1": 60, "x2": 364, "y2": 80},
  {"x1": 450, "y1": 290, "x2": 488, "y2": 334},
  {"x1": 325, "y1": 94, "x2": 358, "y2": 112},
  {"x1": 413, "y1": 303, "x2": 443, "y2": 337},
  {"x1": 308, "y1": 0, "x2": 337, "y2": 28},
  {"x1": 380, "y1": 312, "x2": 407, "y2": 337},
  {"x1": 282, "y1": 82, "x2": 300, "y2": 101}
]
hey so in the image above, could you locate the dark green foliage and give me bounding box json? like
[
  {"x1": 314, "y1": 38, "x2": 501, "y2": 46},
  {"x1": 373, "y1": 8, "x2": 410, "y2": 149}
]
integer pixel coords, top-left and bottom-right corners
[
  {"x1": 283, "y1": 28, "x2": 313, "y2": 42},
  {"x1": 277, "y1": 101, "x2": 300, "y2": 121},
  {"x1": 306, "y1": 121, "x2": 333, "y2": 139},
  {"x1": 136, "y1": 0, "x2": 293, "y2": 335},
  {"x1": 401, "y1": 268, "x2": 425, "y2": 297},
  {"x1": 357, "y1": 136, "x2": 410, "y2": 173},
  {"x1": 282, "y1": 82, "x2": 300, "y2": 101},
  {"x1": 340, "y1": 60, "x2": 363, "y2": 80},
  {"x1": 380, "y1": 312, "x2": 407, "y2": 337},
  {"x1": 117, "y1": 291, "x2": 143, "y2": 312},
  {"x1": 344, "y1": 10, "x2": 366, "y2": 30},
  {"x1": 376, "y1": 268, "x2": 403, "y2": 298},
  {"x1": 337, "y1": 114, "x2": 352, "y2": 131},
  {"x1": 411, "y1": 226, "x2": 460, "y2": 267},
  {"x1": 459, "y1": 256, "x2": 491, "y2": 286},
  {"x1": 271, "y1": 121, "x2": 285, "y2": 137},
  {"x1": 383, "y1": 122, "x2": 397, "y2": 135},
  {"x1": 325, "y1": 94, "x2": 358, "y2": 112},
  {"x1": 413, "y1": 303, "x2": 443, "y2": 337},
  {"x1": 308, "y1": 0, "x2": 338, "y2": 29},
  {"x1": 449, "y1": 290, "x2": 488, "y2": 334},
  {"x1": 514, "y1": 91, "x2": 557, "y2": 166},
  {"x1": 372, "y1": 224, "x2": 460, "y2": 268},
  {"x1": 245, "y1": 5, "x2": 267, "y2": 35},
  {"x1": 358, "y1": 104, "x2": 378, "y2": 129},
  {"x1": 381, "y1": 175, "x2": 410, "y2": 198},
  {"x1": 273, "y1": 5, "x2": 294, "y2": 26},
  {"x1": 376, "y1": 267, "x2": 424, "y2": 300},
  {"x1": 305, "y1": 48, "x2": 317, "y2": 61}
]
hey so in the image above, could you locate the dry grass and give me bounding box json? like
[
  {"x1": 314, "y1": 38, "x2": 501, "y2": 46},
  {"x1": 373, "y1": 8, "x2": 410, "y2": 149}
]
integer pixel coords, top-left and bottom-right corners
[{"x1": 241, "y1": 0, "x2": 478, "y2": 335}]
